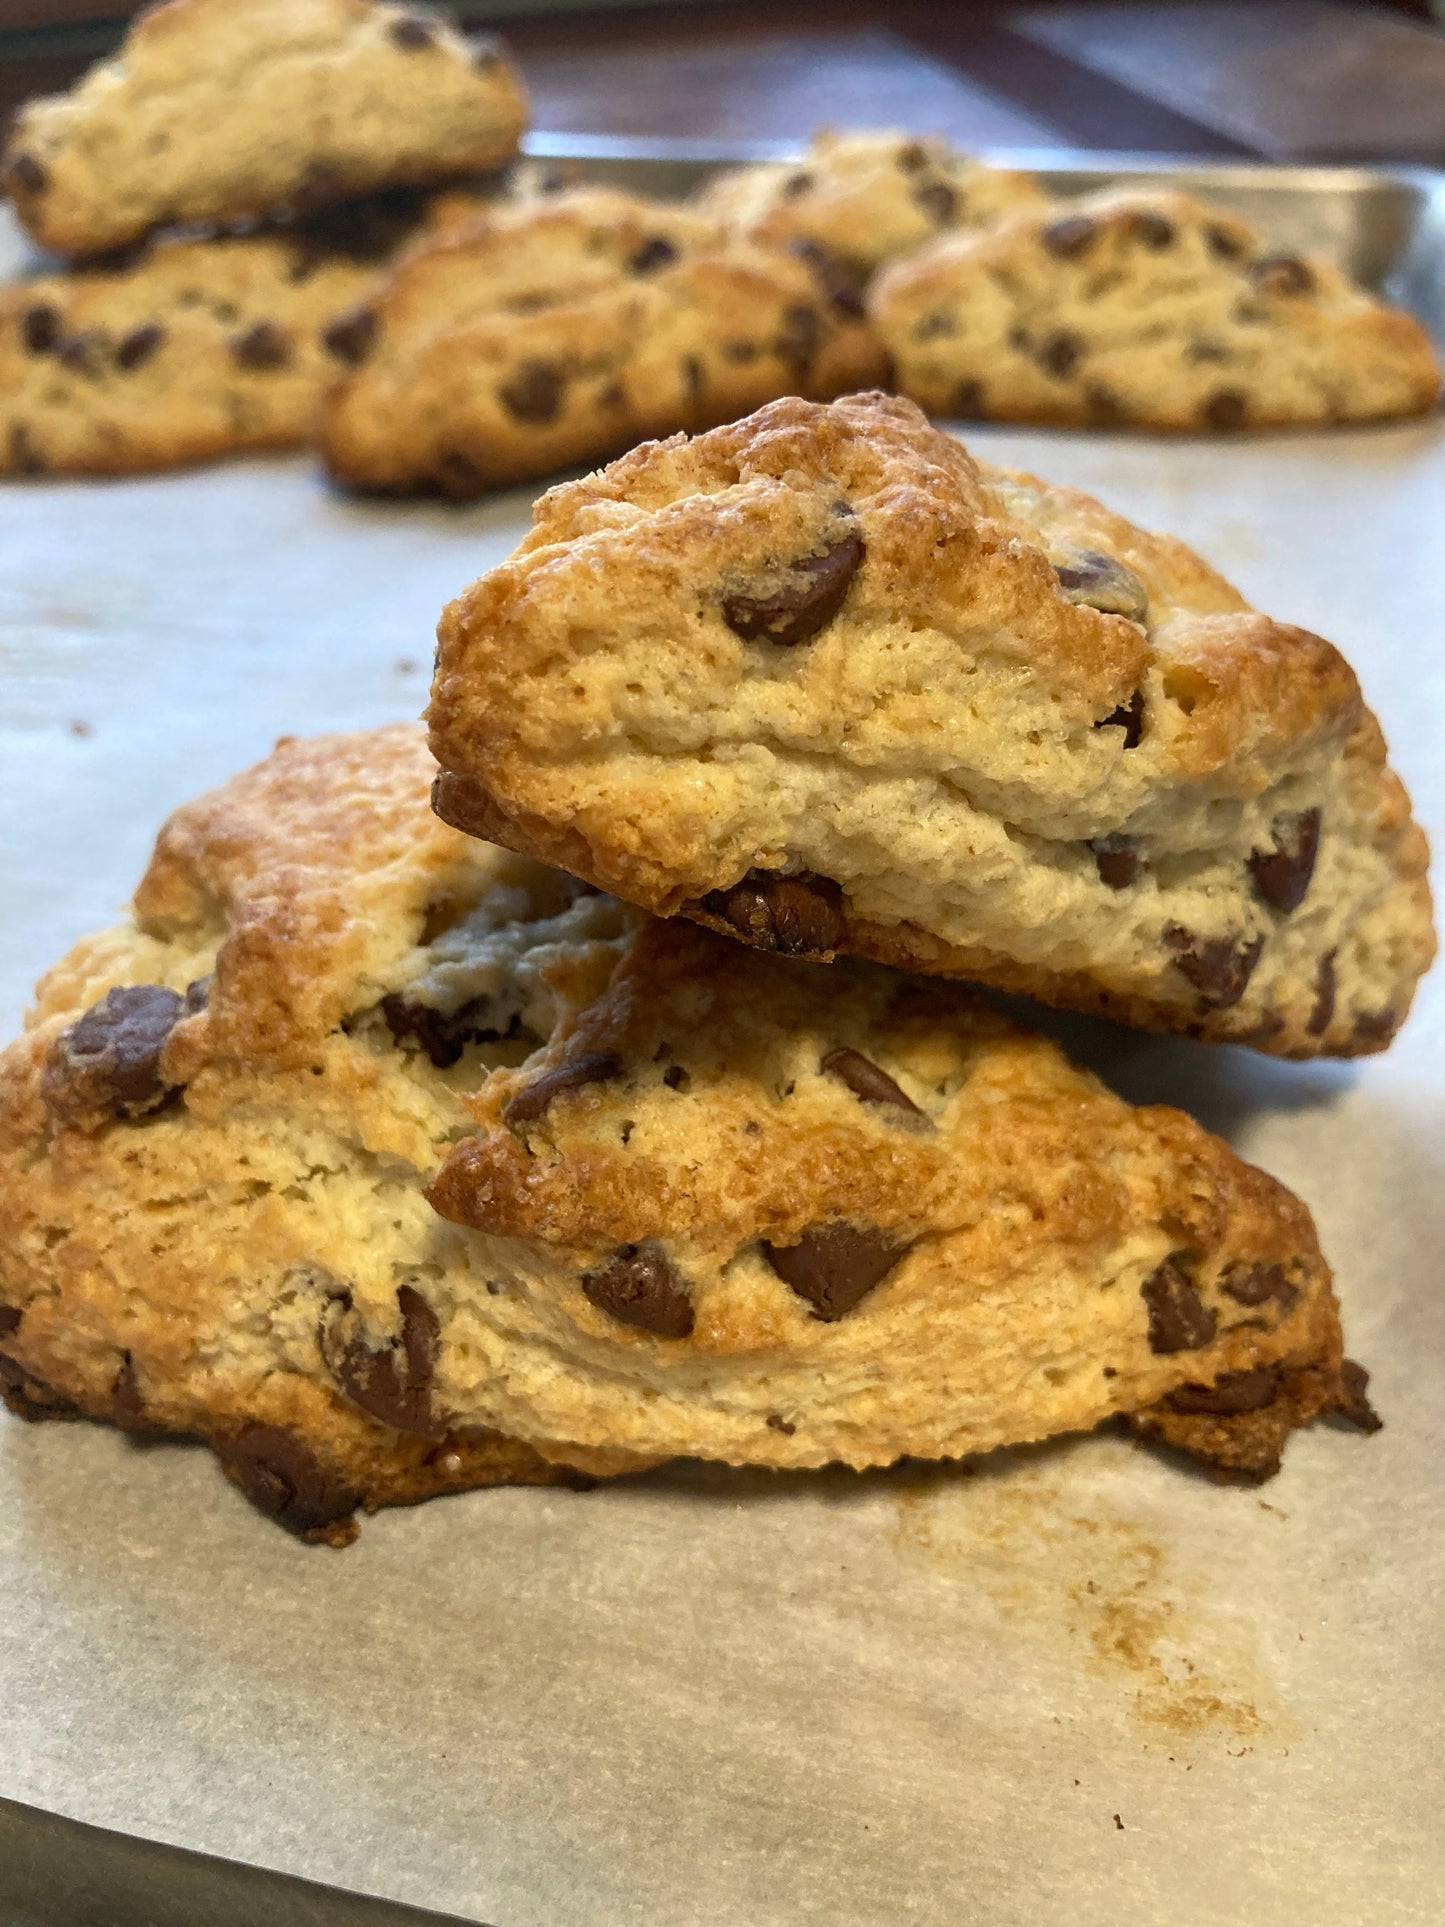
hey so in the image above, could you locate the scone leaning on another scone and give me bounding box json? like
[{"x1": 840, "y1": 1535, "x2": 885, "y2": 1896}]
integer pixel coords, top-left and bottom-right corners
[
  {"x1": 0, "y1": 725, "x2": 651, "y2": 1544},
  {"x1": 0, "y1": 0, "x2": 528, "y2": 258},
  {"x1": 425, "y1": 913, "x2": 1376, "y2": 1482},
  {"x1": 870, "y1": 187, "x2": 1442, "y2": 430},
  {"x1": 0, "y1": 193, "x2": 432, "y2": 477},
  {"x1": 319, "y1": 187, "x2": 889, "y2": 495},
  {"x1": 429, "y1": 391, "x2": 1435, "y2": 1057}
]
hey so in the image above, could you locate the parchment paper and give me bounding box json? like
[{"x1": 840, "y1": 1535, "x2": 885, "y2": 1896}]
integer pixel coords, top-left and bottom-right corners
[{"x1": 1, "y1": 421, "x2": 1442, "y2": 1927}]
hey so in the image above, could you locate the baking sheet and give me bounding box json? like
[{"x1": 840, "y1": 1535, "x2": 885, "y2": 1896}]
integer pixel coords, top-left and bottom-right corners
[{"x1": 2, "y1": 188, "x2": 1445, "y2": 1923}]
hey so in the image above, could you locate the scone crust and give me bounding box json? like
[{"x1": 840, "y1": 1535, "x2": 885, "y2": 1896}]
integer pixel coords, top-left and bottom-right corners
[
  {"x1": 1, "y1": 0, "x2": 528, "y2": 257},
  {"x1": 428, "y1": 392, "x2": 1434, "y2": 1057},
  {"x1": 870, "y1": 186, "x2": 1442, "y2": 431}
]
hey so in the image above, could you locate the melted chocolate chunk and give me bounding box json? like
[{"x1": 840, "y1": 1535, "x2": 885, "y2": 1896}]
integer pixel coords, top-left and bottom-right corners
[
  {"x1": 1131, "y1": 210, "x2": 1175, "y2": 249},
  {"x1": 1248, "y1": 807, "x2": 1320, "y2": 914},
  {"x1": 44, "y1": 984, "x2": 187, "y2": 1123},
  {"x1": 1334, "y1": 1358, "x2": 1382, "y2": 1433},
  {"x1": 322, "y1": 306, "x2": 377, "y2": 364},
  {"x1": 504, "y1": 1052, "x2": 623, "y2": 1127},
  {"x1": 500, "y1": 358, "x2": 564, "y2": 423},
  {"x1": 1163, "y1": 926, "x2": 1264, "y2": 1010},
  {"x1": 776, "y1": 302, "x2": 820, "y2": 373},
  {"x1": 1091, "y1": 833, "x2": 1140, "y2": 889},
  {"x1": 8, "y1": 153, "x2": 47, "y2": 195},
  {"x1": 324, "y1": 1284, "x2": 443, "y2": 1437},
  {"x1": 389, "y1": 13, "x2": 438, "y2": 47},
  {"x1": 913, "y1": 179, "x2": 957, "y2": 224},
  {"x1": 219, "y1": 1425, "x2": 360, "y2": 1539},
  {"x1": 1053, "y1": 549, "x2": 1148, "y2": 623},
  {"x1": 1095, "y1": 687, "x2": 1145, "y2": 748},
  {"x1": 1038, "y1": 329, "x2": 1082, "y2": 379},
  {"x1": 629, "y1": 235, "x2": 677, "y2": 274},
  {"x1": 582, "y1": 1245, "x2": 694, "y2": 1338},
  {"x1": 1202, "y1": 387, "x2": 1248, "y2": 431},
  {"x1": 1249, "y1": 253, "x2": 1315, "y2": 297},
  {"x1": 721, "y1": 527, "x2": 863, "y2": 647},
  {"x1": 1167, "y1": 1366, "x2": 1279, "y2": 1416},
  {"x1": 763, "y1": 1222, "x2": 908, "y2": 1321},
  {"x1": 231, "y1": 320, "x2": 291, "y2": 369},
  {"x1": 1307, "y1": 950, "x2": 1337, "y2": 1037},
  {"x1": 116, "y1": 322, "x2": 164, "y2": 371},
  {"x1": 1219, "y1": 1261, "x2": 1297, "y2": 1309},
  {"x1": 0, "y1": 1305, "x2": 21, "y2": 1337},
  {"x1": 1041, "y1": 213, "x2": 1096, "y2": 259},
  {"x1": 766, "y1": 1413, "x2": 796, "y2": 1434},
  {"x1": 820, "y1": 1047, "x2": 923, "y2": 1118},
  {"x1": 700, "y1": 870, "x2": 845, "y2": 957},
  {"x1": 21, "y1": 303, "x2": 59, "y2": 354},
  {"x1": 381, "y1": 994, "x2": 500, "y2": 1069},
  {"x1": 1141, "y1": 1257, "x2": 1217, "y2": 1353}
]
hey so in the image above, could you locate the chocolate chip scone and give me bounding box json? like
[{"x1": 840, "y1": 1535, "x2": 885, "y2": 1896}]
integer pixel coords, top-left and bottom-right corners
[
  {"x1": 0, "y1": 724, "x2": 652, "y2": 1544},
  {"x1": 696, "y1": 130, "x2": 1046, "y2": 287},
  {"x1": 870, "y1": 187, "x2": 1442, "y2": 430},
  {"x1": 0, "y1": 193, "x2": 438, "y2": 476},
  {"x1": 1, "y1": 0, "x2": 527, "y2": 258},
  {"x1": 429, "y1": 392, "x2": 1435, "y2": 1057},
  {"x1": 319, "y1": 187, "x2": 889, "y2": 495},
  {"x1": 423, "y1": 913, "x2": 1376, "y2": 1482}
]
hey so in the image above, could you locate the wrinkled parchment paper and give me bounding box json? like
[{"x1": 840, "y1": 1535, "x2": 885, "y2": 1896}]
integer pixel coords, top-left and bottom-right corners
[{"x1": 2, "y1": 421, "x2": 1442, "y2": 1927}]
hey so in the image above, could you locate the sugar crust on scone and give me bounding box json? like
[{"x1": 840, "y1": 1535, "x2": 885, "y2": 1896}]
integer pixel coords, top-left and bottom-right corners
[
  {"x1": 428, "y1": 391, "x2": 1435, "y2": 1057},
  {"x1": 424, "y1": 914, "x2": 1372, "y2": 1480},
  {"x1": 0, "y1": 725, "x2": 650, "y2": 1544},
  {"x1": 319, "y1": 187, "x2": 889, "y2": 495},
  {"x1": 0, "y1": 0, "x2": 528, "y2": 258},
  {"x1": 870, "y1": 186, "x2": 1442, "y2": 431}
]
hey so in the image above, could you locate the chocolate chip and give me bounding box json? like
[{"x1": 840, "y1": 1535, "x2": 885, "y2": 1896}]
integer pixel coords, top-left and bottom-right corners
[
  {"x1": 1095, "y1": 687, "x2": 1145, "y2": 747},
  {"x1": 700, "y1": 870, "x2": 845, "y2": 957},
  {"x1": 21, "y1": 303, "x2": 59, "y2": 354},
  {"x1": 722, "y1": 527, "x2": 863, "y2": 648},
  {"x1": 58, "y1": 330, "x2": 107, "y2": 375},
  {"x1": 218, "y1": 1424, "x2": 360, "y2": 1539},
  {"x1": 1131, "y1": 210, "x2": 1175, "y2": 249},
  {"x1": 897, "y1": 142, "x2": 928, "y2": 173},
  {"x1": 1248, "y1": 807, "x2": 1320, "y2": 914},
  {"x1": 766, "y1": 1413, "x2": 796, "y2": 1434},
  {"x1": 1307, "y1": 950, "x2": 1336, "y2": 1036},
  {"x1": 322, "y1": 306, "x2": 377, "y2": 364},
  {"x1": 1038, "y1": 329, "x2": 1082, "y2": 379},
  {"x1": 231, "y1": 320, "x2": 291, "y2": 369},
  {"x1": 500, "y1": 358, "x2": 564, "y2": 423},
  {"x1": 781, "y1": 171, "x2": 813, "y2": 199},
  {"x1": 1084, "y1": 383, "x2": 1127, "y2": 426},
  {"x1": 116, "y1": 322, "x2": 164, "y2": 370},
  {"x1": 44, "y1": 985, "x2": 187, "y2": 1124},
  {"x1": 7, "y1": 152, "x2": 47, "y2": 195},
  {"x1": 1249, "y1": 253, "x2": 1314, "y2": 297},
  {"x1": 952, "y1": 378, "x2": 985, "y2": 417},
  {"x1": 1167, "y1": 1366, "x2": 1279, "y2": 1416},
  {"x1": 790, "y1": 239, "x2": 866, "y2": 316},
  {"x1": 1163, "y1": 926, "x2": 1264, "y2": 1010},
  {"x1": 913, "y1": 179, "x2": 957, "y2": 224},
  {"x1": 111, "y1": 1352, "x2": 151, "y2": 1432},
  {"x1": 381, "y1": 994, "x2": 500, "y2": 1069},
  {"x1": 323, "y1": 1284, "x2": 443, "y2": 1437},
  {"x1": 763, "y1": 1222, "x2": 908, "y2": 1321},
  {"x1": 1219, "y1": 1260, "x2": 1297, "y2": 1309},
  {"x1": 0, "y1": 1305, "x2": 20, "y2": 1337},
  {"x1": 1202, "y1": 387, "x2": 1248, "y2": 431},
  {"x1": 629, "y1": 235, "x2": 677, "y2": 274},
  {"x1": 1042, "y1": 213, "x2": 1096, "y2": 259},
  {"x1": 1054, "y1": 549, "x2": 1148, "y2": 623},
  {"x1": 8, "y1": 424, "x2": 44, "y2": 474},
  {"x1": 582, "y1": 1244, "x2": 694, "y2": 1338},
  {"x1": 1349, "y1": 1008, "x2": 1396, "y2": 1049},
  {"x1": 662, "y1": 1063, "x2": 689, "y2": 1090},
  {"x1": 1091, "y1": 833, "x2": 1140, "y2": 889},
  {"x1": 821, "y1": 1047, "x2": 924, "y2": 1118},
  {"x1": 1186, "y1": 338, "x2": 1230, "y2": 364},
  {"x1": 1140, "y1": 1257, "x2": 1217, "y2": 1353},
  {"x1": 389, "y1": 14, "x2": 438, "y2": 48},
  {"x1": 504, "y1": 1051, "x2": 623, "y2": 1127},
  {"x1": 776, "y1": 302, "x2": 820, "y2": 373},
  {"x1": 1333, "y1": 1358, "x2": 1382, "y2": 1433},
  {"x1": 1205, "y1": 223, "x2": 1244, "y2": 261}
]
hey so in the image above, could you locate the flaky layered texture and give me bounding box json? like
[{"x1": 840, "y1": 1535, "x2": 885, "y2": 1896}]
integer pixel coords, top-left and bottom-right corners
[
  {"x1": 0, "y1": 194, "x2": 433, "y2": 477},
  {"x1": 427, "y1": 915, "x2": 1373, "y2": 1479},
  {"x1": 430, "y1": 393, "x2": 1434, "y2": 1056},
  {"x1": 871, "y1": 188, "x2": 1441, "y2": 431},
  {"x1": 319, "y1": 188, "x2": 889, "y2": 495},
  {"x1": 0, "y1": 726, "x2": 649, "y2": 1544},
  {"x1": 0, "y1": 0, "x2": 527, "y2": 258},
  {"x1": 696, "y1": 130, "x2": 1047, "y2": 281}
]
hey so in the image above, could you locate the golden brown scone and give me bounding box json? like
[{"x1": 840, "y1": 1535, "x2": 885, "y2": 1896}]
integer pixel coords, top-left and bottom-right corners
[
  {"x1": 0, "y1": 0, "x2": 527, "y2": 258},
  {"x1": 423, "y1": 914, "x2": 1375, "y2": 1481},
  {"x1": 429, "y1": 392, "x2": 1435, "y2": 1057},
  {"x1": 319, "y1": 187, "x2": 889, "y2": 496},
  {"x1": 697, "y1": 129, "x2": 1047, "y2": 283},
  {"x1": 0, "y1": 193, "x2": 434, "y2": 477},
  {"x1": 871, "y1": 187, "x2": 1442, "y2": 430},
  {"x1": 0, "y1": 725, "x2": 653, "y2": 1544}
]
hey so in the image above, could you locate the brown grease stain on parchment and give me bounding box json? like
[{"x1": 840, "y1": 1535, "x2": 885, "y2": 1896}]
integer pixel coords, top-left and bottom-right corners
[{"x1": 888, "y1": 1457, "x2": 1290, "y2": 1746}]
